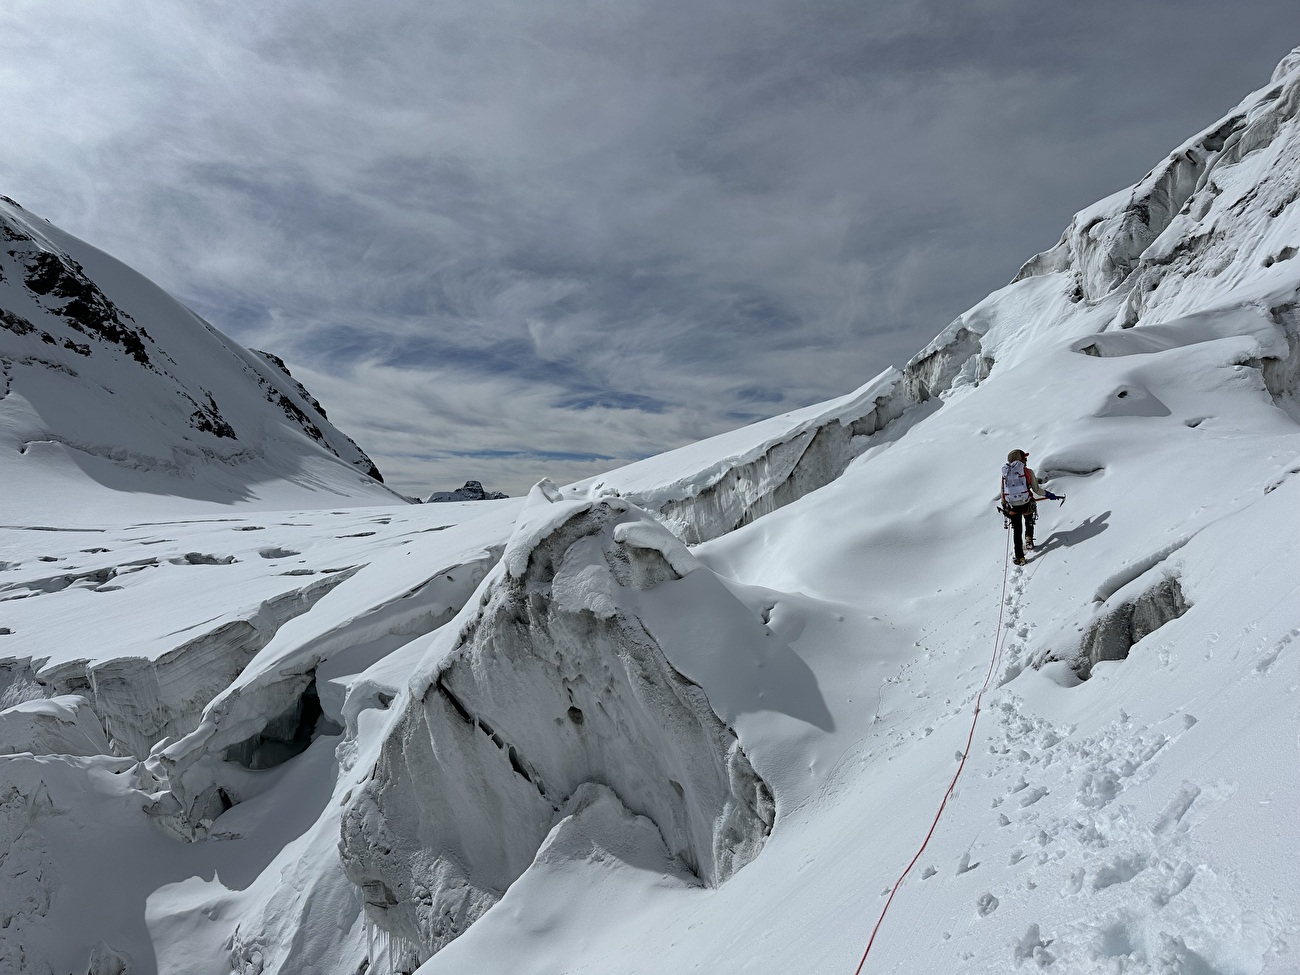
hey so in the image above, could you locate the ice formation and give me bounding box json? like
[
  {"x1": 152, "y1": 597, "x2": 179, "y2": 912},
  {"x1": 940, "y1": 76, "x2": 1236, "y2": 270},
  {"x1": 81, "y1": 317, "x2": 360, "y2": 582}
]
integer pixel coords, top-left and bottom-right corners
[
  {"x1": 338, "y1": 483, "x2": 775, "y2": 967},
  {"x1": 41, "y1": 570, "x2": 355, "y2": 760},
  {"x1": 144, "y1": 523, "x2": 509, "y2": 839},
  {"x1": 0, "y1": 695, "x2": 112, "y2": 757},
  {"x1": 568, "y1": 369, "x2": 916, "y2": 544}
]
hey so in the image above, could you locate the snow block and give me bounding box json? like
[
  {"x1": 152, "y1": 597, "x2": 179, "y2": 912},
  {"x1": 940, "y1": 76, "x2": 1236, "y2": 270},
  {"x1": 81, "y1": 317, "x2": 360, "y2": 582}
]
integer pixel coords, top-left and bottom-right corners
[
  {"x1": 0, "y1": 695, "x2": 111, "y2": 757},
  {"x1": 339, "y1": 489, "x2": 774, "y2": 964},
  {"x1": 1262, "y1": 299, "x2": 1300, "y2": 416},
  {"x1": 903, "y1": 322, "x2": 991, "y2": 402},
  {"x1": 0, "y1": 657, "x2": 44, "y2": 710},
  {"x1": 660, "y1": 392, "x2": 908, "y2": 544},
  {"x1": 86, "y1": 941, "x2": 133, "y2": 975},
  {"x1": 1075, "y1": 575, "x2": 1190, "y2": 680}
]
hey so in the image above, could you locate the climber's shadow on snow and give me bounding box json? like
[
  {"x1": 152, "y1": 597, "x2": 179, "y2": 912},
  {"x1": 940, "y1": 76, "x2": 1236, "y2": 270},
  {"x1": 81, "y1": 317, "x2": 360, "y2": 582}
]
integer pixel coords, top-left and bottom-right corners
[{"x1": 1035, "y1": 510, "x2": 1111, "y2": 557}]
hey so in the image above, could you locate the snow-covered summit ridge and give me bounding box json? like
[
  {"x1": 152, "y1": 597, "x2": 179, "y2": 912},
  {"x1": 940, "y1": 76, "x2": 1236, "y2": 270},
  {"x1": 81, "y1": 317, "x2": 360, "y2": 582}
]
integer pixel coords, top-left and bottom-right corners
[
  {"x1": 0, "y1": 196, "x2": 398, "y2": 517},
  {"x1": 899, "y1": 45, "x2": 1300, "y2": 392}
]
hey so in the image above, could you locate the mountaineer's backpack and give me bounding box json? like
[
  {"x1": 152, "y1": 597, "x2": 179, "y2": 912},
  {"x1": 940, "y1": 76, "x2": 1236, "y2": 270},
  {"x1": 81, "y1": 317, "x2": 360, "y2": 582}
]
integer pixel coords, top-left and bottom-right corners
[{"x1": 1001, "y1": 460, "x2": 1031, "y2": 505}]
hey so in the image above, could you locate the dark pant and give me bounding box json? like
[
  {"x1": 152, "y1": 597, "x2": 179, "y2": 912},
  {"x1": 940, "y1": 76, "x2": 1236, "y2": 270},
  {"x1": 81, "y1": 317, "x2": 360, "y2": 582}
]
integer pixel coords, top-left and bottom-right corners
[{"x1": 1007, "y1": 501, "x2": 1036, "y2": 560}]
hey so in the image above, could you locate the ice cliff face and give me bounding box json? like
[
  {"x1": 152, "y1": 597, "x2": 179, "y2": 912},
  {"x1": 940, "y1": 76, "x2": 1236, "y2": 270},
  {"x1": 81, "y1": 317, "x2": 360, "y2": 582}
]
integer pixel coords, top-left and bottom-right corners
[
  {"x1": 0, "y1": 695, "x2": 112, "y2": 757},
  {"x1": 1013, "y1": 62, "x2": 1300, "y2": 312},
  {"x1": 924, "y1": 48, "x2": 1300, "y2": 399},
  {"x1": 36, "y1": 569, "x2": 356, "y2": 761},
  {"x1": 142, "y1": 529, "x2": 507, "y2": 839},
  {"x1": 0, "y1": 196, "x2": 394, "y2": 511},
  {"x1": 891, "y1": 46, "x2": 1300, "y2": 429},
  {"x1": 338, "y1": 482, "x2": 775, "y2": 968}
]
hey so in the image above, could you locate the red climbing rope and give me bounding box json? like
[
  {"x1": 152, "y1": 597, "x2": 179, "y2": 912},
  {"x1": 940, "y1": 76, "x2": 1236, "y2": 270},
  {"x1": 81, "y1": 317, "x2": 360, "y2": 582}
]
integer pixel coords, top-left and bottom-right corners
[{"x1": 851, "y1": 527, "x2": 1014, "y2": 974}]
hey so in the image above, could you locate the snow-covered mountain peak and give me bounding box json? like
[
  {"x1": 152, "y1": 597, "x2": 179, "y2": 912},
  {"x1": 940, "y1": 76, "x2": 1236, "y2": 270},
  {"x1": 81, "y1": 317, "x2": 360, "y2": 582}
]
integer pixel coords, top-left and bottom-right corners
[{"x1": 0, "y1": 197, "x2": 398, "y2": 519}]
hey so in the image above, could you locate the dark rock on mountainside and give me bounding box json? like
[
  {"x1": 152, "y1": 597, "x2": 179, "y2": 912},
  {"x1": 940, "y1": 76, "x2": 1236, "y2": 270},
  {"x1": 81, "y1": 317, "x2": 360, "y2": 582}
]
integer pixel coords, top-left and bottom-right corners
[{"x1": 0, "y1": 196, "x2": 394, "y2": 501}]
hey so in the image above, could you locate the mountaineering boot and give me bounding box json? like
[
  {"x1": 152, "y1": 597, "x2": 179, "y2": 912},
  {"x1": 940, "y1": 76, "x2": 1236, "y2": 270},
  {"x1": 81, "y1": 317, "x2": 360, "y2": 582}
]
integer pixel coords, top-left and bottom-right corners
[
  {"x1": 1026, "y1": 536, "x2": 1035, "y2": 550},
  {"x1": 1013, "y1": 556, "x2": 1026, "y2": 566}
]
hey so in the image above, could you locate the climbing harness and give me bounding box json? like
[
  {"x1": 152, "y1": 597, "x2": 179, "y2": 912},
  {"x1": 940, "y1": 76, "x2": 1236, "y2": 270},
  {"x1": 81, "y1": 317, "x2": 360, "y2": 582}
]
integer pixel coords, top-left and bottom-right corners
[{"x1": 850, "y1": 526, "x2": 1015, "y2": 974}]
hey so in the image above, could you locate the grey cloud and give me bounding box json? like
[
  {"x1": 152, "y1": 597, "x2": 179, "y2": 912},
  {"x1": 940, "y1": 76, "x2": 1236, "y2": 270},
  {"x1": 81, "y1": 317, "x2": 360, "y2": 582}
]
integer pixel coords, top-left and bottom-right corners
[{"x1": 1, "y1": 0, "x2": 1297, "y2": 495}]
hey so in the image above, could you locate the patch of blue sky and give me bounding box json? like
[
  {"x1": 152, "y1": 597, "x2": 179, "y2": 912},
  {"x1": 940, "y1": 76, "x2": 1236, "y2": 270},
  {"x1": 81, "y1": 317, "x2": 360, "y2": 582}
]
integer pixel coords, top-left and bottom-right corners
[
  {"x1": 295, "y1": 327, "x2": 675, "y2": 417},
  {"x1": 183, "y1": 290, "x2": 273, "y2": 339},
  {"x1": 734, "y1": 386, "x2": 784, "y2": 404},
  {"x1": 554, "y1": 390, "x2": 669, "y2": 413},
  {"x1": 303, "y1": 323, "x2": 402, "y2": 369},
  {"x1": 376, "y1": 336, "x2": 539, "y2": 373}
]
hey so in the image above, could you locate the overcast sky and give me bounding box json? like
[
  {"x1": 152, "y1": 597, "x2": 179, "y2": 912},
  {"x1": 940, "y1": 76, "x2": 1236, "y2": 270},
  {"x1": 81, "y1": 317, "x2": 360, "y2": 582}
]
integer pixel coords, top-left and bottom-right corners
[{"x1": 2, "y1": 2, "x2": 1298, "y2": 497}]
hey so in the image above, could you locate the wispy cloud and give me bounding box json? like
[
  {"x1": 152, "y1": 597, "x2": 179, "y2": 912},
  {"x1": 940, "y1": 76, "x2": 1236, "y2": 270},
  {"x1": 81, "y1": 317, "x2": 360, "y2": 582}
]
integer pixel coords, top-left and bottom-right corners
[{"x1": 1, "y1": 0, "x2": 1296, "y2": 495}]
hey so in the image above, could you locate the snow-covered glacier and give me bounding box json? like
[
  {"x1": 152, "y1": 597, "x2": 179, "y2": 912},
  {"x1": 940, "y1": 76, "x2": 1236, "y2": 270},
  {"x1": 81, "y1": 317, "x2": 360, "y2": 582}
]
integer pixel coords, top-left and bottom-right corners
[{"x1": 2, "y1": 41, "x2": 1300, "y2": 975}]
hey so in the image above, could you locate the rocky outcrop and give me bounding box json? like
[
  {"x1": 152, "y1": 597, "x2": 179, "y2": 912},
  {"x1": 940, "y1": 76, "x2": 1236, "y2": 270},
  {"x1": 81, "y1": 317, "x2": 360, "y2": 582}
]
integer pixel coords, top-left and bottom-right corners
[
  {"x1": 251, "y1": 350, "x2": 385, "y2": 482},
  {"x1": 425, "y1": 480, "x2": 509, "y2": 503},
  {"x1": 338, "y1": 483, "x2": 774, "y2": 968}
]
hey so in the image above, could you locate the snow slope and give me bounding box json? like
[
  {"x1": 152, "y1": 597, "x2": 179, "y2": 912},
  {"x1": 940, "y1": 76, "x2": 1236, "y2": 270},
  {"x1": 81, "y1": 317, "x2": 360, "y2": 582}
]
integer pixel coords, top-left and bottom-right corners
[
  {"x1": 3, "y1": 43, "x2": 1300, "y2": 975},
  {"x1": 0, "y1": 196, "x2": 401, "y2": 522}
]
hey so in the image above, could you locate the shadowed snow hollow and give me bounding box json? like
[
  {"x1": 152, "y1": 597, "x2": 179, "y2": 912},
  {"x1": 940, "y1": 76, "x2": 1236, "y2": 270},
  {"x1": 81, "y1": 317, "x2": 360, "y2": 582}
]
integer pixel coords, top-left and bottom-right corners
[{"x1": 338, "y1": 481, "x2": 775, "y2": 967}]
